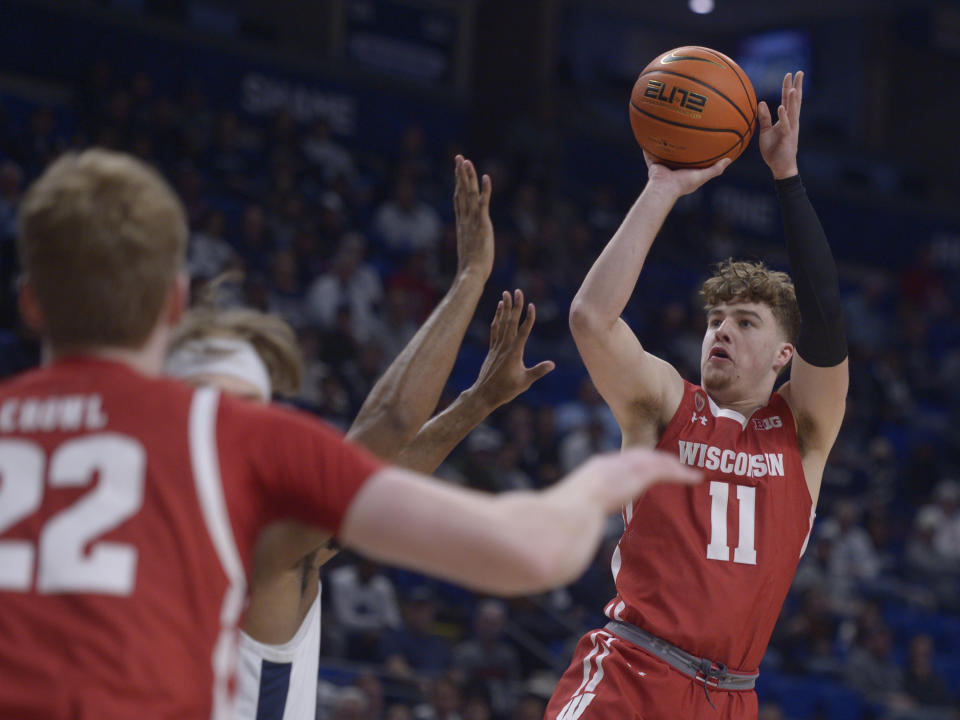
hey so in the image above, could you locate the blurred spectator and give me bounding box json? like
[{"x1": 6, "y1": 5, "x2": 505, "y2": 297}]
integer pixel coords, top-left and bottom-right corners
[
  {"x1": 844, "y1": 626, "x2": 907, "y2": 704},
  {"x1": 921, "y1": 480, "x2": 960, "y2": 562},
  {"x1": 510, "y1": 694, "x2": 546, "y2": 720},
  {"x1": 267, "y1": 248, "x2": 308, "y2": 328},
  {"x1": 904, "y1": 506, "x2": 960, "y2": 610},
  {"x1": 306, "y1": 233, "x2": 383, "y2": 342},
  {"x1": 555, "y1": 379, "x2": 619, "y2": 447},
  {"x1": 386, "y1": 705, "x2": 415, "y2": 720},
  {"x1": 328, "y1": 557, "x2": 402, "y2": 663},
  {"x1": 842, "y1": 273, "x2": 892, "y2": 354},
  {"x1": 373, "y1": 178, "x2": 441, "y2": 255},
  {"x1": 387, "y1": 251, "x2": 439, "y2": 323},
  {"x1": 559, "y1": 418, "x2": 617, "y2": 473},
  {"x1": 446, "y1": 425, "x2": 504, "y2": 493},
  {"x1": 461, "y1": 688, "x2": 493, "y2": 720},
  {"x1": 377, "y1": 287, "x2": 420, "y2": 362},
  {"x1": 773, "y1": 587, "x2": 840, "y2": 675},
  {"x1": 491, "y1": 443, "x2": 533, "y2": 492},
  {"x1": 823, "y1": 500, "x2": 882, "y2": 588},
  {"x1": 381, "y1": 587, "x2": 451, "y2": 680},
  {"x1": 353, "y1": 674, "x2": 385, "y2": 720},
  {"x1": 187, "y1": 211, "x2": 235, "y2": 280},
  {"x1": 303, "y1": 118, "x2": 355, "y2": 183},
  {"x1": 414, "y1": 676, "x2": 461, "y2": 720},
  {"x1": 342, "y1": 340, "x2": 387, "y2": 409},
  {"x1": 452, "y1": 600, "x2": 521, "y2": 717},
  {"x1": 331, "y1": 687, "x2": 371, "y2": 720},
  {"x1": 238, "y1": 203, "x2": 273, "y2": 272},
  {"x1": 903, "y1": 635, "x2": 952, "y2": 708}
]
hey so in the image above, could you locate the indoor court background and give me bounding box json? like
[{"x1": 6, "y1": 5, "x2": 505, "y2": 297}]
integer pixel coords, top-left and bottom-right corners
[{"x1": 0, "y1": 1, "x2": 958, "y2": 718}]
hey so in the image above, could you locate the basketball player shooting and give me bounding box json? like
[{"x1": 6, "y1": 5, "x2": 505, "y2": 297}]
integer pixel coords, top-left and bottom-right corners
[{"x1": 546, "y1": 71, "x2": 848, "y2": 720}]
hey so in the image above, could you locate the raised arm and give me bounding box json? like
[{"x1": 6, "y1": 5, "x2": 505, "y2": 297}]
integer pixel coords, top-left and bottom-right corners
[
  {"x1": 760, "y1": 72, "x2": 848, "y2": 497},
  {"x1": 569, "y1": 155, "x2": 729, "y2": 444},
  {"x1": 347, "y1": 155, "x2": 493, "y2": 458},
  {"x1": 339, "y1": 448, "x2": 700, "y2": 595},
  {"x1": 396, "y1": 289, "x2": 554, "y2": 473}
]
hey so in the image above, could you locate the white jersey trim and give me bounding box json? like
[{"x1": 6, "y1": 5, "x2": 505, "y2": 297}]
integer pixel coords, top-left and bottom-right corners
[
  {"x1": 238, "y1": 584, "x2": 321, "y2": 663},
  {"x1": 189, "y1": 387, "x2": 248, "y2": 720},
  {"x1": 705, "y1": 392, "x2": 760, "y2": 430},
  {"x1": 557, "y1": 631, "x2": 615, "y2": 720},
  {"x1": 234, "y1": 583, "x2": 322, "y2": 720}
]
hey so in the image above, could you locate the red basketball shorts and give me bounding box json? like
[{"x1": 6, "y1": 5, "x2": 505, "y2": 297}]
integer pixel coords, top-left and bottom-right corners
[{"x1": 545, "y1": 628, "x2": 759, "y2": 720}]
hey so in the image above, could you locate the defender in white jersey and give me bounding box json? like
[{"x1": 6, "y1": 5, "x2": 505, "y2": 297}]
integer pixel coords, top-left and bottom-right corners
[{"x1": 168, "y1": 155, "x2": 558, "y2": 720}]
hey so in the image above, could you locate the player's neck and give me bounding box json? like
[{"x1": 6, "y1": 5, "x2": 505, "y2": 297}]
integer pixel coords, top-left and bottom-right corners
[{"x1": 43, "y1": 327, "x2": 170, "y2": 377}]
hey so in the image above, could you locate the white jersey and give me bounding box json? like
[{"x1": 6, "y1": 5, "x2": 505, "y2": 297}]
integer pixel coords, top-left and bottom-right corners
[{"x1": 234, "y1": 583, "x2": 321, "y2": 720}]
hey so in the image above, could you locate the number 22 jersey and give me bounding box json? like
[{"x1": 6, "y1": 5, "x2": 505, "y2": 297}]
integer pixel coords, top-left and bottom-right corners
[
  {"x1": 605, "y1": 381, "x2": 815, "y2": 672},
  {"x1": 0, "y1": 357, "x2": 384, "y2": 720}
]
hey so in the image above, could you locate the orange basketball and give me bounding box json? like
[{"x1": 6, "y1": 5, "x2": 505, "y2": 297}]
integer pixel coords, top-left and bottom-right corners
[{"x1": 629, "y1": 46, "x2": 757, "y2": 169}]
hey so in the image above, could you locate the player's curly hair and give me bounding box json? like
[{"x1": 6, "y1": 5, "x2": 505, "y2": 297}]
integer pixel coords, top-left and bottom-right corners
[
  {"x1": 701, "y1": 259, "x2": 801, "y2": 343},
  {"x1": 169, "y1": 272, "x2": 303, "y2": 396}
]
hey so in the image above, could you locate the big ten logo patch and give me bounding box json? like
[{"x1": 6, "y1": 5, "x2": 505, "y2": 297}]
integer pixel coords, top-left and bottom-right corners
[
  {"x1": 753, "y1": 416, "x2": 782, "y2": 431},
  {"x1": 644, "y1": 80, "x2": 707, "y2": 117},
  {"x1": 695, "y1": 393, "x2": 706, "y2": 413}
]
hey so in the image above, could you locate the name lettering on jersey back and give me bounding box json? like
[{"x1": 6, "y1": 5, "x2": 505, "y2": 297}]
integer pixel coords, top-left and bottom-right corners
[
  {"x1": 0, "y1": 395, "x2": 108, "y2": 433},
  {"x1": 678, "y1": 440, "x2": 784, "y2": 478}
]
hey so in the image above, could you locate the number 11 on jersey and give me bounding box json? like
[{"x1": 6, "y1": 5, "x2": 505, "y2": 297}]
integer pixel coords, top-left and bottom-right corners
[{"x1": 706, "y1": 481, "x2": 757, "y2": 565}]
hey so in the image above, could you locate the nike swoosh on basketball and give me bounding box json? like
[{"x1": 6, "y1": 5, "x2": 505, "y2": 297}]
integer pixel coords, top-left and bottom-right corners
[{"x1": 660, "y1": 53, "x2": 723, "y2": 66}]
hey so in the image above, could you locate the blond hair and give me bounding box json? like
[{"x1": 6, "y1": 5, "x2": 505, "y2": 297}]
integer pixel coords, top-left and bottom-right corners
[
  {"x1": 17, "y1": 149, "x2": 187, "y2": 350},
  {"x1": 170, "y1": 275, "x2": 303, "y2": 396},
  {"x1": 701, "y1": 259, "x2": 800, "y2": 343}
]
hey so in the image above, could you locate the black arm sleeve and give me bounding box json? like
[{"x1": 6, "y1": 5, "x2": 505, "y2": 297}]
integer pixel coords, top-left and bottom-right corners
[{"x1": 775, "y1": 174, "x2": 847, "y2": 367}]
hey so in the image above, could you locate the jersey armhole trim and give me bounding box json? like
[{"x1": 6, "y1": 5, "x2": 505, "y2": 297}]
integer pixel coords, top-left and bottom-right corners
[{"x1": 189, "y1": 387, "x2": 248, "y2": 720}]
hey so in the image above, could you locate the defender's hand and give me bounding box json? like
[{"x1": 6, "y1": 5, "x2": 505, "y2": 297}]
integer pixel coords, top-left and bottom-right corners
[
  {"x1": 472, "y1": 289, "x2": 555, "y2": 409},
  {"x1": 453, "y1": 154, "x2": 494, "y2": 281},
  {"x1": 758, "y1": 71, "x2": 803, "y2": 180}
]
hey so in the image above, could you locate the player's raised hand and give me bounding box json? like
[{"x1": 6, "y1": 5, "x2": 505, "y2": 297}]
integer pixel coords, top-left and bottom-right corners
[
  {"x1": 471, "y1": 289, "x2": 555, "y2": 410},
  {"x1": 758, "y1": 71, "x2": 803, "y2": 179},
  {"x1": 643, "y1": 150, "x2": 731, "y2": 198},
  {"x1": 453, "y1": 154, "x2": 494, "y2": 281},
  {"x1": 570, "y1": 447, "x2": 701, "y2": 514}
]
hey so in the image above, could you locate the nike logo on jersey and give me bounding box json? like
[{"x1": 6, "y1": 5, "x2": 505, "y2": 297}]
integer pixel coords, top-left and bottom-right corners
[{"x1": 678, "y1": 440, "x2": 784, "y2": 478}]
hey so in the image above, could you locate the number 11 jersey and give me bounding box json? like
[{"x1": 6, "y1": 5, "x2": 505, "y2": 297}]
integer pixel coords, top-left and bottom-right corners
[{"x1": 604, "y1": 381, "x2": 814, "y2": 672}]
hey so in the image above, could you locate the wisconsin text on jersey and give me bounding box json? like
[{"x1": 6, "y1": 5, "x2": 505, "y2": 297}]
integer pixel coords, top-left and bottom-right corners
[
  {"x1": 677, "y1": 440, "x2": 785, "y2": 478},
  {"x1": 0, "y1": 395, "x2": 108, "y2": 433}
]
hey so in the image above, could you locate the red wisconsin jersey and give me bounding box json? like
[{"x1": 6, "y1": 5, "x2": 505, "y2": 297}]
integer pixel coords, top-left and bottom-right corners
[
  {"x1": 0, "y1": 357, "x2": 383, "y2": 720},
  {"x1": 604, "y1": 381, "x2": 814, "y2": 672}
]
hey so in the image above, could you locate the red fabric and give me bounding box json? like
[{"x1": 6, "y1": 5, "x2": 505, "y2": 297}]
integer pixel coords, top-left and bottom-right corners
[
  {"x1": 545, "y1": 628, "x2": 758, "y2": 720},
  {"x1": 0, "y1": 357, "x2": 383, "y2": 719},
  {"x1": 603, "y1": 381, "x2": 812, "y2": 672}
]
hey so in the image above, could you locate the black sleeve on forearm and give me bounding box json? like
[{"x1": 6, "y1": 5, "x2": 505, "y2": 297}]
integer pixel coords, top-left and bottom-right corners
[{"x1": 775, "y1": 174, "x2": 848, "y2": 367}]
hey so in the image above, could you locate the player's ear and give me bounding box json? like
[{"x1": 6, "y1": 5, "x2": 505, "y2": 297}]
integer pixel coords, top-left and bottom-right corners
[
  {"x1": 773, "y1": 342, "x2": 794, "y2": 374},
  {"x1": 163, "y1": 272, "x2": 190, "y2": 327},
  {"x1": 17, "y1": 277, "x2": 45, "y2": 332}
]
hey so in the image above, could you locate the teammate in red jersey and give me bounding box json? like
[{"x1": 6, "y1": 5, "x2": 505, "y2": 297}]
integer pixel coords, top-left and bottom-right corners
[
  {"x1": 546, "y1": 72, "x2": 848, "y2": 720},
  {"x1": 0, "y1": 148, "x2": 699, "y2": 720}
]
